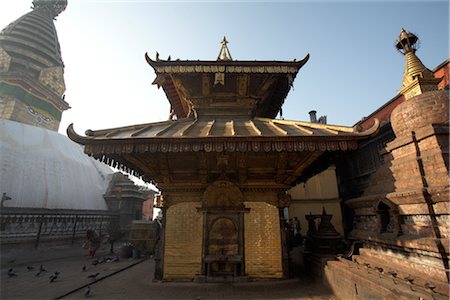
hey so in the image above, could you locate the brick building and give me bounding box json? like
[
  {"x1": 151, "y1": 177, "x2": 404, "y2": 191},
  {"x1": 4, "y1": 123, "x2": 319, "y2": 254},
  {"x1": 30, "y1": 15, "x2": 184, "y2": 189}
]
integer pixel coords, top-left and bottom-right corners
[{"x1": 327, "y1": 29, "x2": 449, "y2": 299}]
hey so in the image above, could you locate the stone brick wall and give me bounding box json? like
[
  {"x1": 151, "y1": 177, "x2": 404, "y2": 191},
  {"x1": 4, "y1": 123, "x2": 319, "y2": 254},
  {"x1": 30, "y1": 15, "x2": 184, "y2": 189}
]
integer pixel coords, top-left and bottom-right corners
[
  {"x1": 163, "y1": 202, "x2": 203, "y2": 280},
  {"x1": 244, "y1": 202, "x2": 282, "y2": 278},
  {"x1": 390, "y1": 91, "x2": 449, "y2": 138}
]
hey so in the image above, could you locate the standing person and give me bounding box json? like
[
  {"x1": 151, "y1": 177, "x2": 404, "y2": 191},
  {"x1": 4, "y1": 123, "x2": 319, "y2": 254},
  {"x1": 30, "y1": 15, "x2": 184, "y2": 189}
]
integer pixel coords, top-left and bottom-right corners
[
  {"x1": 293, "y1": 217, "x2": 302, "y2": 246},
  {"x1": 106, "y1": 220, "x2": 121, "y2": 254},
  {"x1": 83, "y1": 230, "x2": 101, "y2": 258},
  {"x1": 288, "y1": 218, "x2": 295, "y2": 250}
]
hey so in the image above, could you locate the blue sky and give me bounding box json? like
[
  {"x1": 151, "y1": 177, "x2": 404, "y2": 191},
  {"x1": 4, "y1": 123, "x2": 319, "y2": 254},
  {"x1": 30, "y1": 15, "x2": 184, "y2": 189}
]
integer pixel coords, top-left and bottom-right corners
[{"x1": 1, "y1": 1, "x2": 448, "y2": 134}]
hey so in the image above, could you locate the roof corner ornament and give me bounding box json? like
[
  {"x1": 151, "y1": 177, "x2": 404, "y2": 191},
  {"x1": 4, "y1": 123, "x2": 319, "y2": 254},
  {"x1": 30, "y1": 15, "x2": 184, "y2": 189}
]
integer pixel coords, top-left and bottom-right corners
[
  {"x1": 217, "y1": 36, "x2": 233, "y2": 61},
  {"x1": 395, "y1": 28, "x2": 441, "y2": 99},
  {"x1": 152, "y1": 74, "x2": 166, "y2": 89}
]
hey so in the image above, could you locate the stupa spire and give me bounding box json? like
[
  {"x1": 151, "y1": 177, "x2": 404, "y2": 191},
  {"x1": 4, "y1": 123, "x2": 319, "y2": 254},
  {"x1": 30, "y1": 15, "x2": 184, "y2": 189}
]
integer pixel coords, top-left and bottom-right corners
[
  {"x1": 395, "y1": 28, "x2": 441, "y2": 99},
  {"x1": 0, "y1": 0, "x2": 69, "y2": 131},
  {"x1": 217, "y1": 36, "x2": 233, "y2": 61},
  {"x1": 32, "y1": 0, "x2": 68, "y2": 18}
]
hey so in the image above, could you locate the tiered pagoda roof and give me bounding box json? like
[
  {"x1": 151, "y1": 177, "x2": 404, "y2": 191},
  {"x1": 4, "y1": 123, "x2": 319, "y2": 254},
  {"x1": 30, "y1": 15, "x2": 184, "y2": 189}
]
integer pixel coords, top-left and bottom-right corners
[{"x1": 68, "y1": 39, "x2": 379, "y2": 186}]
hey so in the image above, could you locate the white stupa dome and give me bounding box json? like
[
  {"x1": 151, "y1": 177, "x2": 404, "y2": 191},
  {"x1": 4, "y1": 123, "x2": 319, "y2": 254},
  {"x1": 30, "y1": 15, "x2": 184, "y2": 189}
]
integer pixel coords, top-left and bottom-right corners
[{"x1": 0, "y1": 119, "x2": 113, "y2": 210}]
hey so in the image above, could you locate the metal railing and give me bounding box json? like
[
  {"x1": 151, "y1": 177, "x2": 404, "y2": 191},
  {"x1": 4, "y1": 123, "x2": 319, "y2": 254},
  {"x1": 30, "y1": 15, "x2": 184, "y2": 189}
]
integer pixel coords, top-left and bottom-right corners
[{"x1": 0, "y1": 208, "x2": 119, "y2": 248}]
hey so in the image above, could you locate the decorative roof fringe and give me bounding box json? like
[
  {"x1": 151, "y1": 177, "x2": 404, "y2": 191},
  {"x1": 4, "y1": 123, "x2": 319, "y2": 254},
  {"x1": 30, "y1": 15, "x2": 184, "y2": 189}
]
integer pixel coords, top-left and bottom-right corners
[{"x1": 84, "y1": 139, "x2": 358, "y2": 156}]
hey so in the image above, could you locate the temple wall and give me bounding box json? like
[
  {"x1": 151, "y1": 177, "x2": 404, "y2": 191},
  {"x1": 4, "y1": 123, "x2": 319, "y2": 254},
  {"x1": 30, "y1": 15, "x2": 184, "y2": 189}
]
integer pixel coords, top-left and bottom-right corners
[
  {"x1": 287, "y1": 167, "x2": 343, "y2": 235},
  {"x1": 244, "y1": 202, "x2": 282, "y2": 278},
  {"x1": 163, "y1": 202, "x2": 203, "y2": 280}
]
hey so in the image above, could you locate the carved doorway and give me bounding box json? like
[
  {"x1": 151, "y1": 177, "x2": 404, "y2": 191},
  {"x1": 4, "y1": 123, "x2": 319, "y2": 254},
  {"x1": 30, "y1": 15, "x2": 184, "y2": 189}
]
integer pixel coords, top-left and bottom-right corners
[
  {"x1": 208, "y1": 217, "x2": 238, "y2": 256},
  {"x1": 206, "y1": 216, "x2": 241, "y2": 276},
  {"x1": 199, "y1": 180, "x2": 249, "y2": 280}
]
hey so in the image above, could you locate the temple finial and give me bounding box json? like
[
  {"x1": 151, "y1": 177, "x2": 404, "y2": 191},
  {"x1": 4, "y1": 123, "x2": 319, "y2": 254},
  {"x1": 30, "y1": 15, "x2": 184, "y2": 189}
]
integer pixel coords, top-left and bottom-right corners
[
  {"x1": 217, "y1": 36, "x2": 233, "y2": 61},
  {"x1": 395, "y1": 29, "x2": 441, "y2": 99}
]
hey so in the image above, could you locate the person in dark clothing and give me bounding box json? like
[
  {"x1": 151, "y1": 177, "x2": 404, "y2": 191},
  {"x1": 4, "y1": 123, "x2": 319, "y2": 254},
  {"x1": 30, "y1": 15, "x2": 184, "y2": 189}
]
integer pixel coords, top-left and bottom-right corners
[
  {"x1": 293, "y1": 217, "x2": 302, "y2": 246},
  {"x1": 83, "y1": 230, "x2": 100, "y2": 258},
  {"x1": 106, "y1": 220, "x2": 122, "y2": 254}
]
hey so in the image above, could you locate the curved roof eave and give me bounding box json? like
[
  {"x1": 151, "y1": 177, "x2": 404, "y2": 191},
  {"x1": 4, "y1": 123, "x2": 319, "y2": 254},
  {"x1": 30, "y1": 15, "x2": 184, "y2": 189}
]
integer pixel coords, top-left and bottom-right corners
[
  {"x1": 144, "y1": 53, "x2": 310, "y2": 70},
  {"x1": 67, "y1": 118, "x2": 379, "y2": 146}
]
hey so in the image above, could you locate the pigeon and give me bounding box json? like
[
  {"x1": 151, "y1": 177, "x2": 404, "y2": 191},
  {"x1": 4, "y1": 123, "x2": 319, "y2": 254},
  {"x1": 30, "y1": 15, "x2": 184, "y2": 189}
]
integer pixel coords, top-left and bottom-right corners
[
  {"x1": 88, "y1": 272, "x2": 100, "y2": 279},
  {"x1": 167, "y1": 55, "x2": 171, "y2": 61},
  {"x1": 425, "y1": 282, "x2": 436, "y2": 290},
  {"x1": 49, "y1": 273, "x2": 58, "y2": 282},
  {"x1": 35, "y1": 271, "x2": 42, "y2": 277},
  {"x1": 26, "y1": 266, "x2": 34, "y2": 271},
  {"x1": 84, "y1": 286, "x2": 91, "y2": 298},
  {"x1": 387, "y1": 271, "x2": 397, "y2": 278},
  {"x1": 39, "y1": 265, "x2": 47, "y2": 272},
  {"x1": 82, "y1": 265, "x2": 87, "y2": 272},
  {"x1": 8, "y1": 268, "x2": 17, "y2": 277}
]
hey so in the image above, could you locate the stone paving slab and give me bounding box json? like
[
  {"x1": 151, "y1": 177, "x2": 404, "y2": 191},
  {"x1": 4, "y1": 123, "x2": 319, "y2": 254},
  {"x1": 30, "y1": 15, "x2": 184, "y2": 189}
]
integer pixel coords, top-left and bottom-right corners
[
  {"x1": 2, "y1": 245, "x2": 335, "y2": 300},
  {"x1": 65, "y1": 259, "x2": 335, "y2": 300},
  {"x1": 1, "y1": 245, "x2": 144, "y2": 300}
]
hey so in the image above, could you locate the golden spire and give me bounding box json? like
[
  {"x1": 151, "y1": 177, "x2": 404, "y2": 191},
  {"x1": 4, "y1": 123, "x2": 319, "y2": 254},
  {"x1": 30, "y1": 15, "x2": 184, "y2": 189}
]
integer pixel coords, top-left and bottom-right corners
[
  {"x1": 217, "y1": 36, "x2": 233, "y2": 61},
  {"x1": 396, "y1": 28, "x2": 441, "y2": 99}
]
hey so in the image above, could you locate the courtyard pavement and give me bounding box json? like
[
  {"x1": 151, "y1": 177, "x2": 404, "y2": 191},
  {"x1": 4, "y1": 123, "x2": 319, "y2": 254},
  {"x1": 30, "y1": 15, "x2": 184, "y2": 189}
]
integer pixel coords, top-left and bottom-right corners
[{"x1": 1, "y1": 244, "x2": 335, "y2": 300}]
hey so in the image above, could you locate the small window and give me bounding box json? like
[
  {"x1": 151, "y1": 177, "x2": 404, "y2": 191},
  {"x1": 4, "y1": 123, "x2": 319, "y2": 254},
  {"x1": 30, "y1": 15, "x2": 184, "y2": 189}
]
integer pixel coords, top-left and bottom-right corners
[{"x1": 378, "y1": 201, "x2": 394, "y2": 233}]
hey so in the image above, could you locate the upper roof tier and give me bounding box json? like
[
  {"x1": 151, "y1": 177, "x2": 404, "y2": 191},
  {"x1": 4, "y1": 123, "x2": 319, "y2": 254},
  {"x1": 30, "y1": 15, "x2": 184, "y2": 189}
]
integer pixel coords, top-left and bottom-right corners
[{"x1": 145, "y1": 52, "x2": 309, "y2": 119}]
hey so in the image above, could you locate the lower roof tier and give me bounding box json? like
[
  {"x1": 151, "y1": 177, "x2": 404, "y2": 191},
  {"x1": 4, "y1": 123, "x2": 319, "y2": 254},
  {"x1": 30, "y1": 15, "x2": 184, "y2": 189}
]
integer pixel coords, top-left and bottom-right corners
[
  {"x1": 67, "y1": 117, "x2": 378, "y2": 180},
  {"x1": 70, "y1": 116, "x2": 378, "y2": 141}
]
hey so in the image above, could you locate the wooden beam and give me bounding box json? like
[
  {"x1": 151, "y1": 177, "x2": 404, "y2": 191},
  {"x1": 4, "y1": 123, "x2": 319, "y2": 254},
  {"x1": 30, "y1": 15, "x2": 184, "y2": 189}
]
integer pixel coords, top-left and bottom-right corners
[{"x1": 284, "y1": 151, "x2": 324, "y2": 185}]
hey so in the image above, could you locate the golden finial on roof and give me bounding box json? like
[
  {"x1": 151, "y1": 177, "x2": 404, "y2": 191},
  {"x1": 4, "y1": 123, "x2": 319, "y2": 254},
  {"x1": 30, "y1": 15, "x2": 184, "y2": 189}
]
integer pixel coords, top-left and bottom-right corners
[
  {"x1": 395, "y1": 28, "x2": 441, "y2": 99},
  {"x1": 217, "y1": 36, "x2": 233, "y2": 61}
]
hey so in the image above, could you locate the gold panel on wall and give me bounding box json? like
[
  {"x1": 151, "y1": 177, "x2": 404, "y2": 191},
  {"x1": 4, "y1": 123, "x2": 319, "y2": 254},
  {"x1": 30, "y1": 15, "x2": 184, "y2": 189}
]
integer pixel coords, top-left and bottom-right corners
[
  {"x1": 164, "y1": 202, "x2": 203, "y2": 279},
  {"x1": 244, "y1": 202, "x2": 282, "y2": 278}
]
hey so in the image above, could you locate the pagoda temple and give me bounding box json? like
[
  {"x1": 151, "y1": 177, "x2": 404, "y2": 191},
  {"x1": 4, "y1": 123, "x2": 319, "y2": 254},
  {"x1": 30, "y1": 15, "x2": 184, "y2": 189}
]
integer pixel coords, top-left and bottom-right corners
[{"x1": 68, "y1": 38, "x2": 378, "y2": 281}]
